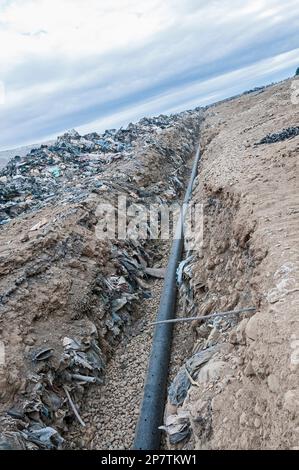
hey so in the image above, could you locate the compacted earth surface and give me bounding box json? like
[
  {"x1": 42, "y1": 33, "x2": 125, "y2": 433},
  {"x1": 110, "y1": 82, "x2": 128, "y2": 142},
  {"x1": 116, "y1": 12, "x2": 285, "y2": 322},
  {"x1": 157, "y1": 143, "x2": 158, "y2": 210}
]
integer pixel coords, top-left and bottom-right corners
[{"x1": 0, "y1": 77, "x2": 298, "y2": 450}]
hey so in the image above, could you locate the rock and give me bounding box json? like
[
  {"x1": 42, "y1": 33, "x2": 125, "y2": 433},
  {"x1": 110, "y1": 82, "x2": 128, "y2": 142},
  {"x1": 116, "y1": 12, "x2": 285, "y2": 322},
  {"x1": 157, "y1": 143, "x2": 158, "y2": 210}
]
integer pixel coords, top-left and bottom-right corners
[
  {"x1": 254, "y1": 399, "x2": 266, "y2": 416},
  {"x1": 229, "y1": 331, "x2": 238, "y2": 344},
  {"x1": 159, "y1": 411, "x2": 191, "y2": 444},
  {"x1": 245, "y1": 314, "x2": 259, "y2": 341},
  {"x1": 267, "y1": 374, "x2": 280, "y2": 393},
  {"x1": 30, "y1": 218, "x2": 48, "y2": 231},
  {"x1": 211, "y1": 395, "x2": 222, "y2": 412},
  {"x1": 244, "y1": 361, "x2": 255, "y2": 376},
  {"x1": 267, "y1": 288, "x2": 281, "y2": 304},
  {"x1": 239, "y1": 412, "x2": 247, "y2": 426},
  {"x1": 168, "y1": 346, "x2": 217, "y2": 406},
  {"x1": 196, "y1": 324, "x2": 210, "y2": 339},
  {"x1": 254, "y1": 417, "x2": 261, "y2": 428},
  {"x1": 24, "y1": 335, "x2": 36, "y2": 346},
  {"x1": 20, "y1": 233, "x2": 29, "y2": 243},
  {"x1": 206, "y1": 327, "x2": 220, "y2": 345},
  {"x1": 283, "y1": 390, "x2": 299, "y2": 416},
  {"x1": 197, "y1": 360, "x2": 230, "y2": 384}
]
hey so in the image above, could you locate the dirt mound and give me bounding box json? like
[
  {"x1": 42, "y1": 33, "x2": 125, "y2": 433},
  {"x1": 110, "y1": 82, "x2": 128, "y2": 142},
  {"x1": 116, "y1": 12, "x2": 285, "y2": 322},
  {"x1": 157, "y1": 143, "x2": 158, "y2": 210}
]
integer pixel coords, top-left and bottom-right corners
[{"x1": 162, "y1": 78, "x2": 299, "y2": 450}]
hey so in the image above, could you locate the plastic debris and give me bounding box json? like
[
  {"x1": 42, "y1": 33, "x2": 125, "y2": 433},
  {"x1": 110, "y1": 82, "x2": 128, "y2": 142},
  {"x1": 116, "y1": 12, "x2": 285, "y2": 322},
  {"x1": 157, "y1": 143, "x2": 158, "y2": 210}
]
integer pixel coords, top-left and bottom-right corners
[
  {"x1": 177, "y1": 254, "x2": 197, "y2": 316},
  {"x1": 30, "y1": 218, "x2": 48, "y2": 231},
  {"x1": 48, "y1": 166, "x2": 61, "y2": 178},
  {"x1": 23, "y1": 425, "x2": 64, "y2": 449},
  {"x1": 0, "y1": 110, "x2": 201, "y2": 226},
  {"x1": 32, "y1": 347, "x2": 54, "y2": 362},
  {"x1": 168, "y1": 346, "x2": 217, "y2": 406},
  {"x1": 176, "y1": 255, "x2": 195, "y2": 285},
  {"x1": 144, "y1": 267, "x2": 166, "y2": 279}
]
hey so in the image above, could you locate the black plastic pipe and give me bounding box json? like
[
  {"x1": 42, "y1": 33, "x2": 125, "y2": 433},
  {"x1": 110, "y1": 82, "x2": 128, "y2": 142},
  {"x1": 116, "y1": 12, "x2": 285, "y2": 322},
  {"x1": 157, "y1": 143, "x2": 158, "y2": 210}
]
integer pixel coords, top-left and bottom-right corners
[{"x1": 133, "y1": 144, "x2": 201, "y2": 450}]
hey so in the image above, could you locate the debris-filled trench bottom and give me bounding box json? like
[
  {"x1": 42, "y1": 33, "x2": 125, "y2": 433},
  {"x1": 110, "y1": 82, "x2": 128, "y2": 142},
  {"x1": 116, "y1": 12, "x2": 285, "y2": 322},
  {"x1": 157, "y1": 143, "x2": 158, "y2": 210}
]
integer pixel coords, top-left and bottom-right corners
[
  {"x1": 67, "y1": 271, "x2": 167, "y2": 449},
  {"x1": 67, "y1": 146, "x2": 202, "y2": 450}
]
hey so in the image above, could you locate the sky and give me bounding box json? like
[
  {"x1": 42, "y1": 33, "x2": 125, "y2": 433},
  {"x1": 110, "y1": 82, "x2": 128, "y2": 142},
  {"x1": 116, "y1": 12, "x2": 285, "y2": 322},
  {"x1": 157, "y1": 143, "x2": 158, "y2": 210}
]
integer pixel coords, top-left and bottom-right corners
[{"x1": 0, "y1": 0, "x2": 299, "y2": 150}]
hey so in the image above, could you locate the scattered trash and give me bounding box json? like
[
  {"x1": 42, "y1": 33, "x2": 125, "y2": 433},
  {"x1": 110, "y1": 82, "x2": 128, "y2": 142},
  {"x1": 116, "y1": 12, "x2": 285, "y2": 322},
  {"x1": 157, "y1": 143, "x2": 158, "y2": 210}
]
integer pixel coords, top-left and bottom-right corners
[
  {"x1": 23, "y1": 425, "x2": 64, "y2": 450},
  {"x1": 48, "y1": 166, "x2": 61, "y2": 178},
  {"x1": 176, "y1": 254, "x2": 197, "y2": 317},
  {"x1": 0, "y1": 331, "x2": 106, "y2": 449},
  {"x1": 0, "y1": 432, "x2": 27, "y2": 450}
]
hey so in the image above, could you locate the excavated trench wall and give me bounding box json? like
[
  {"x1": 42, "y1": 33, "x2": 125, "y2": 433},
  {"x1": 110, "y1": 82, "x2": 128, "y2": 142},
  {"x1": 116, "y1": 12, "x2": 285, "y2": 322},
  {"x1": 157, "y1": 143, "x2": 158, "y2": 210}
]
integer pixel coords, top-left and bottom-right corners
[{"x1": 163, "y1": 79, "x2": 299, "y2": 450}]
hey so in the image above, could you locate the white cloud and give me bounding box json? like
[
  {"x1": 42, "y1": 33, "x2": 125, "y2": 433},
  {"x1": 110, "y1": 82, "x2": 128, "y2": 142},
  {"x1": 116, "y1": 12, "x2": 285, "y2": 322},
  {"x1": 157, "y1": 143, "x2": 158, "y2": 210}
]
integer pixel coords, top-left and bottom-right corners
[
  {"x1": 0, "y1": 0, "x2": 169, "y2": 59},
  {"x1": 0, "y1": 0, "x2": 299, "y2": 148}
]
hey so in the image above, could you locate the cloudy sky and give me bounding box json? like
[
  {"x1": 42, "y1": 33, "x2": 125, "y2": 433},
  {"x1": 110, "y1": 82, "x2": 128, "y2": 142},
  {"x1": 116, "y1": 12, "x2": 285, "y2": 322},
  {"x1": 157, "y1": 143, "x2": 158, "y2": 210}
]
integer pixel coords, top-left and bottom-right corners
[{"x1": 0, "y1": 0, "x2": 299, "y2": 150}]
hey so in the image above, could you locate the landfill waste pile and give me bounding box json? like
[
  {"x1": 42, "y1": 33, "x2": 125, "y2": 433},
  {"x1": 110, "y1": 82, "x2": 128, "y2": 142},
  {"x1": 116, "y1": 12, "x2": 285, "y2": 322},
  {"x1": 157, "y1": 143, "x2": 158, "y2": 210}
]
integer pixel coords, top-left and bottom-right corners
[
  {"x1": 0, "y1": 142, "x2": 55, "y2": 172},
  {"x1": 0, "y1": 109, "x2": 202, "y2": 449},
  {"x1": 0, "y1": 114, "x2": 201, "y2": 226}
]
